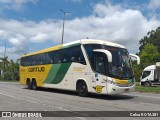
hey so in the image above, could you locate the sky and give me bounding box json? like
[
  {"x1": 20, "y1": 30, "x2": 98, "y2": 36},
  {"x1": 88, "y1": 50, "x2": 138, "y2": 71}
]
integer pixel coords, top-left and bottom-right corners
[{"x1": 0, "y1": 0, "x2": 160, "y2": 60}]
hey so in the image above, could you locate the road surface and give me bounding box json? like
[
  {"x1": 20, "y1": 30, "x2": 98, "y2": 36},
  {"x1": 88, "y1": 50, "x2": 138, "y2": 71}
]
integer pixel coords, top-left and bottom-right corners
[{"x1": 0, "y1": 82, "x2": 159, "y2": 120}]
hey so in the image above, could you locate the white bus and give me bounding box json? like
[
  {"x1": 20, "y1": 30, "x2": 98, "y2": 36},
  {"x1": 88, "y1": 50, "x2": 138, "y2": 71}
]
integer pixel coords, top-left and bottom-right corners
[{"x1": 20, "y1": 39, "x2": 140, "y2": 96}]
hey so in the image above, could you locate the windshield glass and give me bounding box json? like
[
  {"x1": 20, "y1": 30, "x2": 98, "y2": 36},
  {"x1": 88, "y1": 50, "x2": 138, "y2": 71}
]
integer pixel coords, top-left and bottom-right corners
[
  {"x1": 106, "y1": 46, "x2": 133, "y2": 79},
  {"x1": 84, "y1": 44, "x2": 134, "y2": 79}
]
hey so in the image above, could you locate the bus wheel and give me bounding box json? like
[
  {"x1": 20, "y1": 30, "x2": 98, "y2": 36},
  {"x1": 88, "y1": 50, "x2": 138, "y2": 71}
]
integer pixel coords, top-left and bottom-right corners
[
  {"x1": 32, "y1": 79, "x2": 37, "y2": 90},
  {"x1": 144, "y1": 81, "x2": 151, "y2": 87},
  {"x1": 77, "y1": 81, "x2": 88, "y2": 97},
  {"x1": 26, "y1": 79, "x2": 32, "y2": 90}
]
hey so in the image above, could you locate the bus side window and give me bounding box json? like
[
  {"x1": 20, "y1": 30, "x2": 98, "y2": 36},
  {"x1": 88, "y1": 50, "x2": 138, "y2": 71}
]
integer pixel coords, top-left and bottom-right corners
[
  {"x1": 21, "y1": 57, "x2": 25, "y2": 66},
  {"x1": 54, "y1": 51, "x2": 61, "y2": 64},
  {"x1": 35, "y1": 54, "x2": 40, "y2": 65},
  {"x1": 68, "y1": 46, "x2": 86, "y2": 65},
  {"x1": 32, "y1": 55, "x2": 35, "y2": 65},
  {"x1": 41, "y1": 53, "x2": 45, "y2": 65},
  {"x1": 61, "y1": 49, "x2": 68, "y2": 63},
  {"x1": 26, "y1": 56, "x2": 31, "y2": 66},
  {"x1": 54, "y1": 49, "x2": 68, "y2": 64},
  {"x1": 71, "y1": 57, "x2": 75, "y2": 62},
  {"x1": 46, "y1": 51, "x2": 54, "y2": 64}
]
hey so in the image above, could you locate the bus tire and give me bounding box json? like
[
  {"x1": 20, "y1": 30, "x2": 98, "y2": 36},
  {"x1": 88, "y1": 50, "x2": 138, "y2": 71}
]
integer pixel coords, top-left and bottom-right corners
[
  {"x1": 144, "y1": 81, "x2": 151, "y2": 87},
  {"x1": 77, "y1": 81, "x2": 88, "y2": 97},
  {"x1": 32, "y1": 79, "x2": 37, "y2": 90},
  {"x1": 26, "y1": 79, "x2": 32, "y2": 90}
]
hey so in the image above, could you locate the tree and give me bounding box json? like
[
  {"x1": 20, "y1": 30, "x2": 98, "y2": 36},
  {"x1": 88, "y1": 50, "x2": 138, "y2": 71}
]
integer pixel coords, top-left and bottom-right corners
[
  {"x1": 134, "y1": 27, "x2": 160, "y2": 82},
  {"x1": 0, "y1": 56, "x2": 9, "y2": 80},
  {"x1": 139, "y1": 26, "x2": 160, "y2": 52},
  {"x1": 8, "y1": 60, "x2": 19, "y2": 80},
  {"x1": 140, "y1": 44, "x2": 160, "y2": 66},
  {"x1": 0, "y1": 57, "x2": 19, "y2": 80},
  {"x1": 134, "y1": 43, "x2": 160, "y2": 82}
]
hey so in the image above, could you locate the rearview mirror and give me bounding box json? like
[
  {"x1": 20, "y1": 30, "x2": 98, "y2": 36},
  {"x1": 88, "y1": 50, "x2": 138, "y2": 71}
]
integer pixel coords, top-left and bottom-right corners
[
  {"x1": 129, "y1": 54, "x2": 140, "y2": 65},
  {"x1": 93, "y1": 49, "x2": 112, "y2": 63}
]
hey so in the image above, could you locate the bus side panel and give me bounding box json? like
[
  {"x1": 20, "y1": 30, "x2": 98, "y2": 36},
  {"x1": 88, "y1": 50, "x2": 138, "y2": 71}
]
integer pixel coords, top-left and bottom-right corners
[
  {"x1": 20, "y1": 66, "x2": 26, "y2": 85},
  {"x1": 20, "y1": 65, "x2": 53, "y2": 87},
  {"x1": 42, "y1": 63, "x2": 72, "y2": 89}
]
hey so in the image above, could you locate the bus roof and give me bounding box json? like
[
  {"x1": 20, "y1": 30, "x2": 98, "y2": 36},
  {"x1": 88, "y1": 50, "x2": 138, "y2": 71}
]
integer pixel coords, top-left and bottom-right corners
[{"x1": 21, "y1": 39, "x2": 125, "y2": 57}]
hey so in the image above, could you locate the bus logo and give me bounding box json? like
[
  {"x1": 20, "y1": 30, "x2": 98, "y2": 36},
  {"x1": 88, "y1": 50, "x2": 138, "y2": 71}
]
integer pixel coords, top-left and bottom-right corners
[
  {"x1": 2, "y1": 112, "x2": 11, "y2": 117},
  {"x1": 93, "y1": 85, "x2": 104, "y2": 93}
]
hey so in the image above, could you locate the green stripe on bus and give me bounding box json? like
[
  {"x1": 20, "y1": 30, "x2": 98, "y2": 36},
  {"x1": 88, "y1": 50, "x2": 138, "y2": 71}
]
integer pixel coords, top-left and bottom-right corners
[
  {"x1": 44, "y1": 64, "x2": 61, "y2": 83},
  {"x1": 44, "y1": 63, "x2": 72, "y2": 84}
]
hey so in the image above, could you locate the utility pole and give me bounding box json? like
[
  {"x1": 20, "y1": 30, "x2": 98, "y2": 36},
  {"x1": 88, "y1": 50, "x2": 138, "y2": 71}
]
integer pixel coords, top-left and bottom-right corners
[
  {"x1": 4, "y1": 43, "x2": 6, "y2": 58},
  {"x1": 60, "y1": 9, "x2": 69, "y2": 44},
  {"x1": 0, "y1": 42, "x2": 6, "y2": 57}
]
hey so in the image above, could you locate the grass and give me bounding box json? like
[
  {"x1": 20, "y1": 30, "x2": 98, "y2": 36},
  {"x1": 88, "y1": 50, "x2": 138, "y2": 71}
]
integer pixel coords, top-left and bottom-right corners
[
  {"x1": 135, "y1": 82, "x2": 160, "y2": 94},
  {"x1": 0, "y1": 79, "x2": 18, "y2": 82},
  {"x1": 135, "y1": 86, "x2": 160, "y2": 94}
]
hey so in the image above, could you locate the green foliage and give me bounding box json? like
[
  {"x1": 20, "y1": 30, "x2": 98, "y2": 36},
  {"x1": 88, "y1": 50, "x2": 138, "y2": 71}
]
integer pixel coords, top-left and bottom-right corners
[
  {"x1": 140, "y1": 44, "x2": 160, "y2": 66},
  {"x1": 135, "y1": 86, "x2": 160, "y2": 93},
  {"x1": 0, "y1": 57, "x2": 19, "y2": 81},
  {"x1": 139, "y1": 26, "x2": 160, "y2": 53},
  {"x1": 133, "y1": 44, "x2": 160, "y2": 82},
  {"x1": 133, "y1": 63, "x2": 142, "y2": 82},
  {"x1": 133, "y1": 26, "x2": 160, "y2": 82}
]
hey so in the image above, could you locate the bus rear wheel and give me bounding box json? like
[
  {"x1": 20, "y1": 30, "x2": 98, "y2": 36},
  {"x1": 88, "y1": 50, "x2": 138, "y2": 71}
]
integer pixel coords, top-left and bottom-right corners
[
  {"x1": 77, "y1": 81, "x2": 88, "y2": 97},
  {"x1": 26, "y1": 79, "x2": 32, "y2": 90},
  {"x1": 31, "y1": 79, "x2": 37, "y2": 90}
]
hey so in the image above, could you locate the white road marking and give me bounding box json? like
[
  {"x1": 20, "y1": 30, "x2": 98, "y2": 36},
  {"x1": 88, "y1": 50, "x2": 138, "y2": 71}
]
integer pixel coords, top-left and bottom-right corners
[{"x1": 0, "y1": 92, "x2": 87, "y2": 120}]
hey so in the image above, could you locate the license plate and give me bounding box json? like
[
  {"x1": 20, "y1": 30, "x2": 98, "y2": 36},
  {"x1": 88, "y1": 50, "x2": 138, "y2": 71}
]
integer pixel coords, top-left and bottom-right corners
[{"x1": 124, "y1": 89, "x2": 129, "y2": 92}]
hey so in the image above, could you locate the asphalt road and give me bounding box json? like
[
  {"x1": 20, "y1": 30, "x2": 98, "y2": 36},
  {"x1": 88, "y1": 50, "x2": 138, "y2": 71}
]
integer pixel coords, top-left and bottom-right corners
[{"x1": 0, "y1": 82, "x2": 160, "y2": 120}]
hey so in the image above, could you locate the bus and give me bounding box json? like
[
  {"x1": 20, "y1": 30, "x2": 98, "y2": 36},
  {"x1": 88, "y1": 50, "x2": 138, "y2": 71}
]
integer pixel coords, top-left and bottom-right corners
[{"x1": 20, "y1": 39, "x2": 140, "y2": 96}]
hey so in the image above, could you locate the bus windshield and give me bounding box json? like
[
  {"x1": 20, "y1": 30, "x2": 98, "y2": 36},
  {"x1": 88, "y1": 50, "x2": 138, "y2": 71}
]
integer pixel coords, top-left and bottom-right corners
[
  {"x1": 84, "y1": 44, "x2": 133, "y2": 80},
  {"x1": 107, "y1": 47, "x2": 133, "y2": 79}
]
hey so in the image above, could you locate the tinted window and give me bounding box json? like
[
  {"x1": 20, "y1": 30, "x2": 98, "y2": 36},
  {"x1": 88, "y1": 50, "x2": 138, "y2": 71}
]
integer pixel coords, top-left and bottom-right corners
[
  {"x1": 84, "y1": 44, "x2": 102, "y2": 68},
  {"x1": 54, "y1": 49, "x2": 68, "y2": 64},
  {"x1": 35, "y1": 53, "x2": 45, "y2": 65},
  {"x1": 21, "y1": 57, "x2": 26, "y2": 66},
  {"x1": 21, "y1": 57, "x2": 32, "y2": 66},
  {"x1": 46, "y1": 51, "x2": 54, "y2": 64},
  {"x1": 20, "y1": 45, "x2": 86, "y2": 66},
  {"x1": 68, "y1": 46, "x2": 86, "y2": 64},
  {"x1": 94, "y1": 53, "x2": 106, "y2": 75},
  {"x1": 142, "y1": 71, "x2": 151, "y2": 79},
  {"x1": 21, "y1": 53, "x2": 45, "y2": 66}
]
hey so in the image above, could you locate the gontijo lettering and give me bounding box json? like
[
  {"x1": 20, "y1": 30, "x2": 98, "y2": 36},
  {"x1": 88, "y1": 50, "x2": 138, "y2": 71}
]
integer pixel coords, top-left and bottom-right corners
[{"x1": 28, "y1": 67, "x2": 45, "y2": 72}]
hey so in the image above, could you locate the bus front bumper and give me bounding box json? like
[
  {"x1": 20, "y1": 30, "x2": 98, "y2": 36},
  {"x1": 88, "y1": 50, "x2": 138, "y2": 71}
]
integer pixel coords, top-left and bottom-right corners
[{"x1": 107, "y1": 84, "x2": 135, "y2": 95}]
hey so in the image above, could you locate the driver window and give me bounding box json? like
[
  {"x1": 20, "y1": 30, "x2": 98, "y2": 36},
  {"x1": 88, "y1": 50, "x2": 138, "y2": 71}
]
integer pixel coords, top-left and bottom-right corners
[{"x1": 142, "y1": 71, "x2": 151, "y2": 79}]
